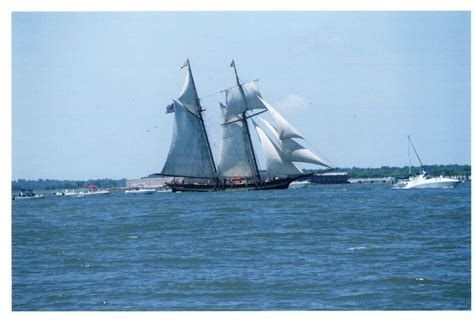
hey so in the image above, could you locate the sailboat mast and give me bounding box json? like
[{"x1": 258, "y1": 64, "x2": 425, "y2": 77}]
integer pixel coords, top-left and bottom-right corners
[
  {"x1": 187, "y1": 60, "x2": 219, "y2": 179},
  {"x1": 408, "y1": 136, "x2": 425, "y2": 173},
  {"x1": 230, "y1": 60, "x2": 261, "y2": 182}
]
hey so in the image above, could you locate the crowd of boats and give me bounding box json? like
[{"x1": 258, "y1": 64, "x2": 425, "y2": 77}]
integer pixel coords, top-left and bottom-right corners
[
  {"x1": 12, "y1": 172, "x2": 463, "y2": 201},
  {"x1": 12, "y1": 185, "x2": 171, "y2": 200}
]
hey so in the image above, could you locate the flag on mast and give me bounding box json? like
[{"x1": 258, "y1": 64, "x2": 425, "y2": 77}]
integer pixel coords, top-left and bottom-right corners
[
  {"x1": 165, "y1": 102, "x2": 175, "y2": 114},
  {"x1": 180, "y1": 59, "x2": 189, "y2": 70}
]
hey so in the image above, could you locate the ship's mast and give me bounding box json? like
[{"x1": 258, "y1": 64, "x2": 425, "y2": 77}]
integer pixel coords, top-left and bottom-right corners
[
  {"x1": 187, "y1": 60, "x2": 219, "y2": 181},
  {"x1": 231, "y1": 60, "x2": 261, "y2": 182}
]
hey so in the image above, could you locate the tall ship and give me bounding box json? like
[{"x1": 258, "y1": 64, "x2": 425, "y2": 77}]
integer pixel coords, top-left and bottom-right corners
[{"x1": 160, "y1": 59, "x2": 333, "y2": 192}]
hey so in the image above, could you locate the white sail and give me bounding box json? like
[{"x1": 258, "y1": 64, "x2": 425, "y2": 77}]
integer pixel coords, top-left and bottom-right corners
[
  {"x1": 257, "y1": 117, "x2": 333, "y2": 168},
  {"x1": 177, "y1": 66, "x2": 200, "y2": 115},
  {"x1": 258, "y1": 96, "x2": 304, "y2": 140},
  {"x1": 224, "y1": 81, "x2": 265, "y2": 121},
  {"x1": 254, "y1": 122, "x2": 301, "y2": 177},
  {"x1": 281, "y1": 138, "x2": 333, "y2": 168},
  {"x1": 217, "y1": 103, "x2": 255, "y2": 177},
  {"x1": 256, "y1": 116, "x2": 280, "y2": 143},
  {"x1": 161, "y1": 100, "x2": 216, "y2": 178}
]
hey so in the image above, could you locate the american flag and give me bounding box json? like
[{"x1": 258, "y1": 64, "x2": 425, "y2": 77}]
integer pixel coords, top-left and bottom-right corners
[{"x1": 166, "y1": 103, "x2": 175, "y2": 114}]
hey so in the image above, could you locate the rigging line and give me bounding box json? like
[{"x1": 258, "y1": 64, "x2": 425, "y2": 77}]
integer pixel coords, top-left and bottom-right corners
[
  {"x1": 198, "y1": 90, "x2": 224, "y2": 101},
  {"x1": 221, "y1": 109, "x2": 268, "y2": 126},
  {"x1": 301, "y1": 137, "x2": 336, "y2": 169},
  {"x1": 219, "y1": 79, "x2": 260, "y2": 93}
]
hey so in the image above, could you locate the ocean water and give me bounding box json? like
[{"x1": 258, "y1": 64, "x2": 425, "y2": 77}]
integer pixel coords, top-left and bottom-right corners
[{"x1": 12, "y1": 183, "x2": 471, "y2": 310}]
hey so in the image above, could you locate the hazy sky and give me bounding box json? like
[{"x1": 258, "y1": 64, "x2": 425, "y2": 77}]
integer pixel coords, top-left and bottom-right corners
[{"x1": 12, "y1": 11, "x2": 470, "y2": 180}]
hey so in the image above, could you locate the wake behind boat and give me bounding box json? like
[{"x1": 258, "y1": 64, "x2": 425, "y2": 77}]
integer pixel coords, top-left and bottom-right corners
[
  {"x1": 160, "y1": 59, "x2": 334, "y2": 192},
  {"x1": 391, "y1": 136, "x2": 460, "y2": 189}
]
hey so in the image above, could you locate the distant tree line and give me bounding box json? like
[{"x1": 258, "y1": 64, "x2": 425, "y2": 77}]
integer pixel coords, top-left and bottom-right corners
[
  {"x1": 11, "y1": 165, "x2": 471, "y2": 190},
  {"x1": 309, "y1": 164, "x2": 471, "y2": 179},
  {"x1": 12, "y1": 178, "x2": 127, "y2": 191}
]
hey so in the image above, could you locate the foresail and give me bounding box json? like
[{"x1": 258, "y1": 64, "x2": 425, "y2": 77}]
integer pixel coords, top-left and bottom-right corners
[
  {"x1": 225, "y1": 81, "x2": 265, "y2": 121},
  {"x1": 161, "y1": 100, "x2": 216, "y2": 178},
  {"x1": 258, "y1": 96, "x2": 304, "y2": 140},
  {"x1": 217, "y1": 103, "x2": 255, "y2": 177},
  {"x1": 282, "y1": 138, "x2": 333, "y2": 168},
  {"x1": 257, "y1": 117, "x2": 333, "y2": 169},
  {"x1": 256, "y1": 117, "x2": 280, "y2": 144},
  {"x1": 254, "y1": 122, "x2": 301, "y2": 177}
]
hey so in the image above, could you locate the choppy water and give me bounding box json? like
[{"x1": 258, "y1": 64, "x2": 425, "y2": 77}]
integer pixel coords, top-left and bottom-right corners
[{"x1": 12, "y1": 183, "x2": 471, "y2": 310}]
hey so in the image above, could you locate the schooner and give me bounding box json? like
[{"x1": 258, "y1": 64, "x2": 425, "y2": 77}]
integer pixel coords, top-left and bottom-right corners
[{"x1": 160, "y1": 59, "x2": 333, "y2": 192}]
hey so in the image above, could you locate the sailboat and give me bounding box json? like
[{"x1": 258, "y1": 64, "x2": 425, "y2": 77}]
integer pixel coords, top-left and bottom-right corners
[
  {"x1": 160, "y1": 59, "x2": 333, "y2": 192},
  {"x1": 391, "y1": 136, "x2": 460, "y2": 189}
]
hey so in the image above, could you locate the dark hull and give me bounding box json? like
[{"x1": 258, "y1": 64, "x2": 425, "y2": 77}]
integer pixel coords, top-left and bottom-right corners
[{"x1": 167, "y1": 174, "x2": 312, "y2": 193}]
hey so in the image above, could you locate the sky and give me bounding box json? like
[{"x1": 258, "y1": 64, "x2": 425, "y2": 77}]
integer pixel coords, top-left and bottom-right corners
[{"x1": 12, "y1": 11, "x2": 470, "y2": 180}]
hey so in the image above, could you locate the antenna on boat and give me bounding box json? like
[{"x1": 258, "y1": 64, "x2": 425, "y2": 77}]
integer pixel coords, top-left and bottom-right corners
[
  {"x1": 408, "y1": 136, "x2": 425, "y2": 173},
  {"x1": 408, "y1": 136, "x2": 412, "y2": 176}
]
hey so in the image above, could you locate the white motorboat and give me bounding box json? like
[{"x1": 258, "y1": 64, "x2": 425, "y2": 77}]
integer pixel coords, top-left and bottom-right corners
[
  {"x1": 391, "y1": 136, "x2": 460, "y2": 189},
  {"x1": 77, "y1": 185, "x2": 111, "y2": 196},
  {"x1": 125, "y1": 188, "x2": 156, "y2": 194},
  {"x1": 288, "y1": 180, "x2": 311, "y2": 189},
  {"x1": 12, "y1": 190, "x2": 45, "y2": 200},
  {"x1": 54, "y1": 189, "x2": 80, "y2": 196},
  {"x1": 393, "y1": 171, "x2": 460, "y2": 189}
]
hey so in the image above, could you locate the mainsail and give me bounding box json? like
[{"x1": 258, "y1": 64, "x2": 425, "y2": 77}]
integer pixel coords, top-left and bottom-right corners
[
  {"x1": 217, "y1": 103, "x2": 255, "y2": 177},
  {"x1": 218, "y1": 61, "x2": 264, "y2": 180},
  {"x1": 161, "y1": 61, "x2": 217, "y2": 178}
]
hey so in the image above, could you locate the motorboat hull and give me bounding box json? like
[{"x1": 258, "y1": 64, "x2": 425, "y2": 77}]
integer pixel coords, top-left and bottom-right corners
[
  {"x1": 392, "y1": 175, "x2": 460, "y2": 189},
  {"x1": 125, "y1": 189, "x2": 156, "y2": 194},
  {"x1": 403, "y1": 178, "x2": 460, "y2": 189},
  {"x1": 78, "y1": 190, "x2": 111, "y2": 196},
  {"x1": 12, "y1": 195, "x2": 44, "y2": 200},
  {"x1": 288, "y1": 180, "x2": 311, "y2": 189}
]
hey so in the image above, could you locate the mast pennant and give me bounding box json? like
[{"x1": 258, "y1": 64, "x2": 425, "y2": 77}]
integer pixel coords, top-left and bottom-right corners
[{"x1": 180, "y1": 59, "x2": 189, "y2": 70}]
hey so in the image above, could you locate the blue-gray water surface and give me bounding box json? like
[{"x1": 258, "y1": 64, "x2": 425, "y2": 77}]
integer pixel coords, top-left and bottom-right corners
[{"x1": 12, "y1": 183, "x2": 471, "y2": 310}]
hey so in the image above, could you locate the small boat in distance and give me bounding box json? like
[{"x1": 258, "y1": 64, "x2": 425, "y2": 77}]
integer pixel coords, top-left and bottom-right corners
[
  {"x1": 78, "y1": 185, "x2": 111, "y2": 196},
  {"x1": 289, "y1": 180, "x2": 311, "y2": 189},
  {"x1": 391, "y1": 136, "x2": 460, "y2": 189},
  {"x1": 12, "y1": 190, "x2": 45, "y2": 200},
  {"x1": 125, "y1": 187, "x2": 156, "y2": 194},
  {"x1": 54, "y1": 189, "x2": 80, "y2": 197}
]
